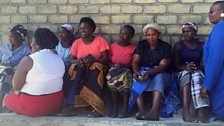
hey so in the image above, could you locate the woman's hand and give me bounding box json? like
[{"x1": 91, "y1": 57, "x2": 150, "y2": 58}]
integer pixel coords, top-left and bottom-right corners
[
  {"x1": 200, "y1": 87, "x2": 208, "y2": 98},
  {"x1": 142, "y1": 71, "x2": 151, "y2": 82},
  {"x1": 185, "y1": 62, "x2": 197, "y2": 72},
  {"x1": 84, "y1": 58, "x2": 94, "y2": 67},
  {"x1": 133, "y1": 72, "x2": 142, "y2": 82},
  {"x1": 83, "y1": 54, "x2": 96, "y2": 67},
  {"x1": 77, "y1": 58, "x2": 85, "y2": 67}
]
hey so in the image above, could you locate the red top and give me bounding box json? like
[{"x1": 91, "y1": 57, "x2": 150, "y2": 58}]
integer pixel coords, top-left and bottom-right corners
[
  {"x1": 110, "y1": 42, "x2": 136, "y2": 65},
  {"x1": 70, "y1": 36, "x2": 110, "y2": 59}
]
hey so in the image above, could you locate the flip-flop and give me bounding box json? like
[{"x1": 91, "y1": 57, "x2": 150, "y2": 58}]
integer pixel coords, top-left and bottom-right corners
[
  {"x1": 108, "y1": 113, "x2": 118, "y2": 118},
  {"x1": 118, "y1": 113, "x2": 128, "y2": 118},
  {"x1": 135, "y1": 112, "x2": 144, "y2": 120},
  {"x1": 87, "y1": 109, "x2": 102, "y2": 118},
  {"x1": 141, "y1": 115, "x2": 159, "y2": 121},
  {"x1": 56, "y1": 111, "x2": 76, "y2": 117}
]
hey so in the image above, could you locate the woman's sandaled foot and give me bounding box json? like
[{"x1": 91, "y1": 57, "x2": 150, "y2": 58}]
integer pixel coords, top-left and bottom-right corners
[
  {"x1": 118, "y1": 112, "x2": 128, "y2": 118},
  {"x1": 135, "y1": 112, "x2": 144, "y2": 120},
  {"x1": 87, "y1": 109, "x2": 102, "y2": 118},
  {"x1": 141, "y1": 110, "x2": 159, "y2": 121},
  {"x1": 141, "y1": 114, "x2": 159, "y2": 121},
  {"x1": 56, "y1": 104, "x2": 75, "y2": 117},
  {"x1": 109, "y1": 112, "x2": 117, "y2": 118}
]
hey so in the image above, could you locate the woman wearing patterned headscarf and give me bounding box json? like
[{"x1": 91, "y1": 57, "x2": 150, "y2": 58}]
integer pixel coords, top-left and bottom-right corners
[
  {"x1": 0, "y1": 24, "x2": 31, "y2": 112},
  {"x1": 173, "y1": 22, "x2": 210, "y2": 123}
]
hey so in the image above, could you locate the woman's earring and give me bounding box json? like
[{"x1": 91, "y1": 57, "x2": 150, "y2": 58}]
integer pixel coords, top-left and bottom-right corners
[{"x1": 221, "y1": 13, "x2": 224, "y2": 17}]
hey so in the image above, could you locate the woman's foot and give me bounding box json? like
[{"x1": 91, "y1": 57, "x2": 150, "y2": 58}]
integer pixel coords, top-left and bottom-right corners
[
  {"x1": 135, "y1": 112, "x2": 144, "y2": 120},
  {"x1": 56, "y1": 104, "x2": 75, "y2": 117},
  {"x1": 87, "y1": 109, "x2": 102, "y2": 118},
  {"x1": 108, "y1": 106, "x2": 118, "y2": 118},
  {"x1": 182, "y1": 109, "x2": 196, "y2": 122},
  {"x1": 108, "y1": 112, "x2": 117, "y2": 118},
  {"x1": 141, "y1": 110, "x2": 159, "y2": 121},
  {"x1": 197, "y1": 108, "x2": 208, "y2": 123},
  {"x1": 118, "y1": 112, "x2": 128, "y2": 118}
]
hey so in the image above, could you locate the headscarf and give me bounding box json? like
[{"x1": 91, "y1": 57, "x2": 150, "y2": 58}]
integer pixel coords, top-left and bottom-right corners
[
  {"x1": 143, "y1": 23, "x2": 162, "y2": 35},
  {"x1": 9, "y1": 24, "x2": 27, "y2": 39},
  {"x1": 182, "y1": 22, "x2": 198, "y2": 32}
]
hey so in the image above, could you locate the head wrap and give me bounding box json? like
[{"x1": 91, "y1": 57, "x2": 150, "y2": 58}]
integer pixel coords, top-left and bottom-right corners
[
  {"x1": 182, "y1": 22, "x2": 198, "y2": 32},
  {"x1": 143, "y1": 23, "x2": 162, "y2": 35},
  {"x1": 61, "y1": 24, "x2": 75, "y2": 35},
  {"x1": 9, "y1": 24, "x2": 27, "y2": 39}
]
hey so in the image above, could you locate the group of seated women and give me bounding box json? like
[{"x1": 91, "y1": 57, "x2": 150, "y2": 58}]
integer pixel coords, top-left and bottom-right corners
[{"x1": 1, "y1": 3, "x2": 224, "y2": 122}]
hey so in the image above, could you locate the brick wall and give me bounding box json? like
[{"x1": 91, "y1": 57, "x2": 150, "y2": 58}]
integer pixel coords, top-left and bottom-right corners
[{"x1": 0, "y1": 0, "x2": 214, "y2": 46}]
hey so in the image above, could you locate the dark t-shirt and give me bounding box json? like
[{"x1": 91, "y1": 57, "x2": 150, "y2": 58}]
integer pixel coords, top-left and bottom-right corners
[
  {"x1": 134, "y1": 39, "x2": 172, "y2": 67},
  {"x1": 179, "y1": 40, "x2": 203, "y2": 67}
]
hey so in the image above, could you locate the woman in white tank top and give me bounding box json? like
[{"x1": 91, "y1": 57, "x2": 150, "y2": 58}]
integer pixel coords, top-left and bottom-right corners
[{"x1": 4, "y1": 28, "x2": 65, "y2": 116}]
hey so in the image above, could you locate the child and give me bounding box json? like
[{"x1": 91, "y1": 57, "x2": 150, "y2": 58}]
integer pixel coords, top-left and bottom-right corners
[
  {"x1": 107, "y1": 25, "x2": 136, "y2": 118},
  {"x1": 0, "y1": 24, "x2": 31, "y2": 112}
]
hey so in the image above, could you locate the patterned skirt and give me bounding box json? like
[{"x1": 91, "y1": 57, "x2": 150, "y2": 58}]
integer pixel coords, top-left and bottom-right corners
[
  {"x1": 68, "y1": 62, "x2": 107, "y2": 116},
  {"x1": 106, "y1": 67, "x2": 132, "y2": 93},
  {"x1": 177, "y1": 70, "x2": 210, "y2": 109}
]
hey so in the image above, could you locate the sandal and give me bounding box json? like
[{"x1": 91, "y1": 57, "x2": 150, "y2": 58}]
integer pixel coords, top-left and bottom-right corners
[
  {"x1": 141, "y1": 115, "x2": 159, "y2": 121},
  {"x1": 108, "y1": 113, "x2": 118, "y2": 118},
  {"x1": 56, "y1": 104, "x2": 76, "y2": 117},
  {"x1": 87, "y1": 109, "x2": 102, "y2": 118},
  {"x1": 135, "y1": 112, "x2": 144, "y2": 120},
  {"x1": 118, "y1": 113, "x2": 128, "y2": 118}
]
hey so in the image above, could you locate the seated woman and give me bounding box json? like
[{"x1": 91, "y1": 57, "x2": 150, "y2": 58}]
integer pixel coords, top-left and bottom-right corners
[
  {"x1": 59, "y1": 17, "x2": 110, "y2": 117},
  {"x1": 131, "y1": 23, "x2": 172, "y2": 121},
  {"x1": 56, "y1": 24, "x2": 76, "y2": 68},
  {"x1": 0, "y1": 24, "x2": 30, "y2": 112},
  {"x1": 56, "y1": 24, "x2": 76, "y2": 98},
  {"x1": 174, "y1": 22, "x2": 210, "y2": 123},
  {"x1": 107, "y1": 25, "x2": 136, "y2": 118},
  {"x1": 4, "y1": 28, "x2": 65, "y2": 116}
]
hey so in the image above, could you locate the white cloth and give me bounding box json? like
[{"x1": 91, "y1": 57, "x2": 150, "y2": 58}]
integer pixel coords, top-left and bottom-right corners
[{"x1": 21, "y1": 49, "x2": 65, "y2": 95}]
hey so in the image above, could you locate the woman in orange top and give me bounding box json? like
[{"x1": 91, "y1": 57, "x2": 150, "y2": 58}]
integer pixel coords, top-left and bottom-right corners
[{"x1": 59, "y1": 17, "x2": 109, "y2": 117}]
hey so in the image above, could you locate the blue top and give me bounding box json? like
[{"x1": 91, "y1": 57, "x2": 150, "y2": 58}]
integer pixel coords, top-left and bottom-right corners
[
  {"x1": 179, "y1": 41, "x2": 203, "y2": 67},
  {"x1": 55, "y1": 42, "x2": 71, "y2": 67},
  {"x1": 203, "y1": 20, "x2": 224, "y2": 120},
  {"x1": 0, "y1": 43, "x2": 31, "y2": 68}
]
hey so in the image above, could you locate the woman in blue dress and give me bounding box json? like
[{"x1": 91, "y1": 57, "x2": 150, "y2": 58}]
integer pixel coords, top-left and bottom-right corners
[{"x1": 201, "y1": 1, "x2": 224, "y2": 121}]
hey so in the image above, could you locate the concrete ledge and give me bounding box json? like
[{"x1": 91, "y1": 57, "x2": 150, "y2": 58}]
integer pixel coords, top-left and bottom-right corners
[{"x1": 0, "y1": 113, "x2": 223, "y2": 126}]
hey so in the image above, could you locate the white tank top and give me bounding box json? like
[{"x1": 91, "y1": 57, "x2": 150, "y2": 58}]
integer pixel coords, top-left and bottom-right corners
[{"x1": 21, "y1": 49, "x2": 65, "y2": 95}]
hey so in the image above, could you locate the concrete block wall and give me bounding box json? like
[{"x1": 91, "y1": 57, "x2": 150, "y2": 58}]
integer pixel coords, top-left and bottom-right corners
[{"x1": 0, "y1": 0, "x2": 214, "y2": 46}]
